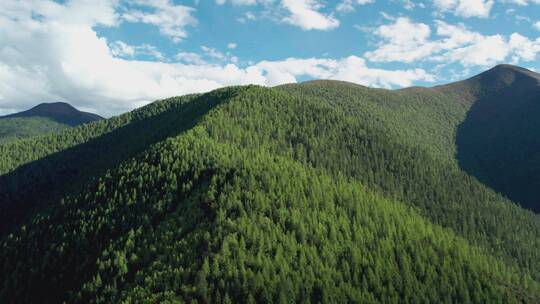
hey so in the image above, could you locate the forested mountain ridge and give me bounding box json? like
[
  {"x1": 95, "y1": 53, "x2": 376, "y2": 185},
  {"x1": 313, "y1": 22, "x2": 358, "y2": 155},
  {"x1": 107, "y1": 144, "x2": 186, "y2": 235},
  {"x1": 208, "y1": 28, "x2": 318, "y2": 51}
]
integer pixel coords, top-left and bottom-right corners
[
  {"x1": 1, "y1": 67, "x2": 540, "y2": 303},
  {"x1": 0, "y1": 102, "x2": 103, "y2": 142},
  {"x1": 280, "y1": 64, "x2": 540, "y2": 212},
  {"x1": 450, "y1": 65, "x2": 540, "y2": 212}
]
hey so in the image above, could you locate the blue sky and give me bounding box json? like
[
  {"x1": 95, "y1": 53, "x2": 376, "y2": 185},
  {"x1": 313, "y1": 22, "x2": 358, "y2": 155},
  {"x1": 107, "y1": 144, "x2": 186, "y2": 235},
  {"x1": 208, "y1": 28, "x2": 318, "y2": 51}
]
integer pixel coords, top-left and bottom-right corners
[{"x1": 0, "y1": 0, "x2": 539, "y2": 116}]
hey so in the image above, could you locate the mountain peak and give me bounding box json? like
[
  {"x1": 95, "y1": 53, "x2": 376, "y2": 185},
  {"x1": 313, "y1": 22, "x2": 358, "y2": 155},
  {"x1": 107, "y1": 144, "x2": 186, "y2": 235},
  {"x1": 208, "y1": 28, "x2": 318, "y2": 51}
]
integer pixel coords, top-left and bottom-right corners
[
  {"x1": 472, "y1": 64, "x2": 540, "y2": 87},
  {"x1": 436, "y1": 64, "x2": 540, "y2": 99},
  {"x1": 30, "y1": 102, "x2": 79, "y2": 113},
  {"x1": 2, "y1": 102, "x2": 103, "y2": 126},
  {"x1": 490, "y1": 63, "x2": 526, "y2": 71}
]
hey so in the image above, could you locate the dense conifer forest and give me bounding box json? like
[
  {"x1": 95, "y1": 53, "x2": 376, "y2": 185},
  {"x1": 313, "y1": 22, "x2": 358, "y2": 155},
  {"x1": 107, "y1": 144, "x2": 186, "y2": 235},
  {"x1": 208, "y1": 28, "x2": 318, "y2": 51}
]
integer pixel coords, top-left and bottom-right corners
[
  {"x1": 0, "y1": 117, "x2": 69, "y2": 143},
  {"x1": 1, "y1": 65, "x2": 539, "y2": 303}
]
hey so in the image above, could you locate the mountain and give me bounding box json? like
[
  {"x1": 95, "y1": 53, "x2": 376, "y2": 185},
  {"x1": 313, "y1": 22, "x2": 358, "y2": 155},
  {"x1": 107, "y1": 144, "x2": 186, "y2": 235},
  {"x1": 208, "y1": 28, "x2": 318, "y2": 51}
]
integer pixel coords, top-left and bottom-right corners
[
  {"x1": 451, "y1": 65, "x2": 540, "y2": 212},
  {"x1": 2, "y1": 102, "x2": 103, "y2": 126},
  {"x1": 0, "y1": 102, "x2": 103, "y2": 142},
  {"x1": 281, "y1": 64, "x2": 540, "y2": 212},
  {"x1": 0, "y1": 66, "x2": 539, "y2": 303}
]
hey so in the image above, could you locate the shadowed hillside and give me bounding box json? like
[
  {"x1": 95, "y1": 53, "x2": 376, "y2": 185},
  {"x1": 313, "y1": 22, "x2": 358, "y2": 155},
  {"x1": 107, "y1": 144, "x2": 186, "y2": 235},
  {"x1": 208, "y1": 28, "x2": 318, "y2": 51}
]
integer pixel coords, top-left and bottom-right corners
[
  {"x1": 0, "y1": 90, "x2": 233, "y2": 234},
  {"x1": 453, "y1": 65, "x2": 540, "y2": 212}
]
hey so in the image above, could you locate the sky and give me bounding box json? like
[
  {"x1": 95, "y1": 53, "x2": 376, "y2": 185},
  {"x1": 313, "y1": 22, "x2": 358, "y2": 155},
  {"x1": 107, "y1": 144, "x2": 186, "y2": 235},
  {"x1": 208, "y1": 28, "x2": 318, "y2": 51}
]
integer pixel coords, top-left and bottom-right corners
[{"x1": 0, "y1": 0, "x2": 539, "y2": 116}]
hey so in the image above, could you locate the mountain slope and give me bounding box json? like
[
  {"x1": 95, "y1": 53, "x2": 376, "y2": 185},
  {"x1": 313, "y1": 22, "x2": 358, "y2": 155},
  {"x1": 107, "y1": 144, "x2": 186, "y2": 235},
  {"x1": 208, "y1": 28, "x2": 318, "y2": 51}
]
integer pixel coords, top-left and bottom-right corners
[
  {"x1": 2, "y1": 131, "x2": 536, "y2": 303},
  {"x1": 451, "y1": 65, "x2": 540, "y2": 212},
  {"x1": 0, "y1": 84, "x2": 539, "y2": 303},
  {"x1": 279, "y1": 64, "x2": 540, "y2": 212},
  {"x1": 0, "y1": 117, "x2": 69, "y2": 143},
  {"x1": 0, "y1": 102, "x2": 103, "y2": 142}
]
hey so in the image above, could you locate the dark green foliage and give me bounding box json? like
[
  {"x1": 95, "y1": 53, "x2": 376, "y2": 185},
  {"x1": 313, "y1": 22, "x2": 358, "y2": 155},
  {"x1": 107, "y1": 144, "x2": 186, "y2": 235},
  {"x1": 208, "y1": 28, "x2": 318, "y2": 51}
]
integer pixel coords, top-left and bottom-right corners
[
  {"x1": 280, "y1": 65, "x2": 540, "y2": 212},
  {"x1": 206, "y1": 87, "x2": 540, "y2": 283},
  {"x1": 279, "y1": 65, "x2": 540, "y2": 213},
  {"x1": 0, "y1": 117, "x2": 69, "y2": 143},
  {"x1": 0, "y1": 90, "x2": 235, "y2": 233},
  {"x1": 277, "y1": 80, "x2": 470, "y2": 164},
  {"x1": 0, "y1": 75, "x2": 540, "y2": 303},
  {"x1": 455, "y1": 65, "x2": 540, "y2": 212}
]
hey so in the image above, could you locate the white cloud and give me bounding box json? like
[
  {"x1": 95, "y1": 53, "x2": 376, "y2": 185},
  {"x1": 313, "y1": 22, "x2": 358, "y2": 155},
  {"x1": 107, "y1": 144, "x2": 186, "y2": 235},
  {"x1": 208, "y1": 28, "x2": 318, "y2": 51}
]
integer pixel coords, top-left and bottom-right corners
[
  {"x1": 281, "y1": 0, "x2": 340, "y2": 30},
  {"x1": 227, "y1": 43, "x2": 238, "y2": 49},
  {"x1": 137, "y1": 44, "x2": 166, "y2": 60},
  {"x1": 0, "y1": 0, "x2": 431, "y2": 116},
  {"x1": 254, "y1": 56, "x2": 434, "y2": 87},
  {"x1": 216, "y1": 0, "x2": 258, "y2": 5},
  {"x1": 237, "y1": 11, "x2": 257, "y2": 23},
  {"x1": 433, "y1": 0, "x2": 494, "y2": 18},
  {"x1": 502, "y1": 0, "x2": 540, "y2": 4},
  {"x1": 217, "y1": 0, "x2": 342, "y2": 30},
  {"x1": 366, "y1": 18, "x2": 540, "y2": 67},
  {"x1": 508, "y1": 33, "x2": 540, "y2": 62},
  {"x1": 430, "y1": 21, "x2": 510, "y2": 66},
  {"x1": 535, "y1": 21, "x2": 540, "y2": 30},
  {"x1": 175, "y1": 52, "x2": 205, "y2": 65},
  {"x1": 364, "y1": 17, "x2": 436, "y2": 63},
  {"x1": 111, "y1": 41, "x2": 165, "y2": 60},
  {"x1": 178, "y1": 46, "x2": 238, "y2": 65},
  {"x1": 401, "y1": 0, "x2": 423, "y2": 10},
  {"x1": 111, "y1": 41, "x2": 136, "y2": 57},
  {"x1": 337, "y1": 0, "x2": 374, "y2": 12},
  {"x1": 0, "y1": 0, "x2": 119, "y2": 27},
  {"x1": 437, "y1": 35, "x2": 509, "y2": 66},
  {"x1": 122, "y1": 0, "x2": 196, "y2": 43},
  {"x1": 201, "y1": 46, "x2": 227, "y2": 61}
]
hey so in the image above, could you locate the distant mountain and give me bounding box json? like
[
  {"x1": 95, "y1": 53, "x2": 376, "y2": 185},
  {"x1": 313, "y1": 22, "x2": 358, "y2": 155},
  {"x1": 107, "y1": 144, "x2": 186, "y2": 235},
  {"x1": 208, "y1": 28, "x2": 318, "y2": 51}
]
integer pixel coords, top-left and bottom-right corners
[
  {"x1": 0, "y1": 102, "x2": 103, "y2": 142},
  {"x1": 1, "y1": 66, "x2": 540, "y2": 303},
  {"x1": 2, "y1": 102, "x2": 103, "y2": 126}
]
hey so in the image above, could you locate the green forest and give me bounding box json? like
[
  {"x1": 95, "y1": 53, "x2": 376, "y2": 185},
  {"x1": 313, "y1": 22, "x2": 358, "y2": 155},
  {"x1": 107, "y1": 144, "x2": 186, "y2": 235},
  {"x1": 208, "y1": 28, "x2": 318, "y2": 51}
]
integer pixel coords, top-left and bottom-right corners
[
  {"x1": 1, "y1": 65, "x2": 540, "y2": 303},
  {"x1": 0, "y1": 117, "x2": 69, "y2": 143}
]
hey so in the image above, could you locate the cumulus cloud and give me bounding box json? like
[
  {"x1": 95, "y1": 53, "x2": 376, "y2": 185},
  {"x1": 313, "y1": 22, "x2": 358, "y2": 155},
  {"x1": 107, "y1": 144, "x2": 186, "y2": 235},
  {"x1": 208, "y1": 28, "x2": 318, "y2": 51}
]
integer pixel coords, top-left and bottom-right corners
[
  {"x1": 433, "y1": 0, "x2": 494, "y2": 18},
  {"x1": 364, "y1": 18, "x2": 436, "y2": 63},
  {"x1": 508, "y1": 33, "x2": 540, "y2": 62},
  {"x1": 436, "y1": 35, "x2": 508, "y2": 66},
  {"x1": 365, "y1": 18, "x2": 540, "y2": 67},
  {"x1": 281, "y1": 0, "x2": 340, "y2": 30},
  {"x1": 0, "y1": 0, "x2": 433, "y2": 117}
]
